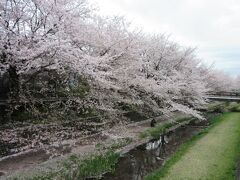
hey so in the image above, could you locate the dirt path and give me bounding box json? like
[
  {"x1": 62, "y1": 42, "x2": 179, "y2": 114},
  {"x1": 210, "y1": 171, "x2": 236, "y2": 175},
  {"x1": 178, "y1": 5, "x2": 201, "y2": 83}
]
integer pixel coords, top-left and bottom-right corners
[{"x1": 146, "y1": 112, "x2": 240, "y2": 180}]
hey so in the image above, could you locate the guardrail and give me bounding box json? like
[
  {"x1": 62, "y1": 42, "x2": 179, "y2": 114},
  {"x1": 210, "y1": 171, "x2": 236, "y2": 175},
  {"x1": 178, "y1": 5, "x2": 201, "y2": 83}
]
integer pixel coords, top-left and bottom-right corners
[
  {"x1": 205, "y1": 96, "x2": 240, "y2": 102},
  {"x1": 207, "y1": 91, "x2": 240, "y2": 97}
]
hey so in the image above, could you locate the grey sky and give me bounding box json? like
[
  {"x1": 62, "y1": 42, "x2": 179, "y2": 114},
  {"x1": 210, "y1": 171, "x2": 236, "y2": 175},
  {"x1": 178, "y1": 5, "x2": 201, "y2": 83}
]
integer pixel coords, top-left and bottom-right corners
[{"x1": 92, "y1": 0, "x2": 240, "y2": 77}]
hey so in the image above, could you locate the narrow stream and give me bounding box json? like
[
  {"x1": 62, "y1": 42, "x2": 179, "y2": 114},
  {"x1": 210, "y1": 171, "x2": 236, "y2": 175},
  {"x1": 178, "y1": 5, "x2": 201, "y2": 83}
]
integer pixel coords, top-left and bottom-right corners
[{"x1": 103, "y1": 121, "x2": 208, "y2": 180}]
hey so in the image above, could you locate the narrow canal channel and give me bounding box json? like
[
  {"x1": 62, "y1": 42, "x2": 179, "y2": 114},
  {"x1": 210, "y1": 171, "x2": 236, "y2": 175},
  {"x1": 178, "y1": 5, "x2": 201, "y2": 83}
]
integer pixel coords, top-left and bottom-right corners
[{"x1": 103, "y1": 120, "x2": 208, "y2": 180}]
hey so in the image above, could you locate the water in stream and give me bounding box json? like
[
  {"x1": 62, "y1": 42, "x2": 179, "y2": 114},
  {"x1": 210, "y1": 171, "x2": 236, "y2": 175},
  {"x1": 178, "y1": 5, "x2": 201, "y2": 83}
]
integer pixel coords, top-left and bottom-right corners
[{"x1": 103, "y1": 122, "x2": 207, "y2": 180}]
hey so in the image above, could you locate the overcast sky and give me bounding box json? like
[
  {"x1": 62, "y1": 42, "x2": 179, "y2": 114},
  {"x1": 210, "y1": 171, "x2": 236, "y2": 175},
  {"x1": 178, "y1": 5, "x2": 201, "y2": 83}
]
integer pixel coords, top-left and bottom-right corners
[{"x1": 91, "y1": 0, "x2": 240, "y2": 77}]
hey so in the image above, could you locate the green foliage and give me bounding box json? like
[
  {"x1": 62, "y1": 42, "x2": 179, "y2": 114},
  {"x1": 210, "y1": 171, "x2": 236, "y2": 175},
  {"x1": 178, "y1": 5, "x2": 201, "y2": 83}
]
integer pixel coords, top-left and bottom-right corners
[
  {"x1": 140, "y1": 117, "x2": 192, "y2": 139},
  {"x1": 228, "y1": 103, "x2": 240, "y2": 112},
  {"x1": 207, "y1": 102, "x2": 240, "y2": 113},
  {"x1": 207, "y1": 102, "x2": 228, "y2": 113},
  {"x1": 78, "y1": 108, "x2": 98, "y2": 119},
  {"x1": 123, "y1": 111, "x2": 146, "y2": 122},
  {"x1": 6, "y1": 73, "x2": 92, "y2": 124},
  {"x1": 58, "y1": 151, "x2": 119, "y2": 180},
  {"x1": 116, "y1": 102, "x2": 147, "y2": 122},
  {"x1": 11, "y1": 110, "x2": 34, "y2": 122},
  {"x1": 65, "y1": 76, "x2": 90, "y2": 98}
]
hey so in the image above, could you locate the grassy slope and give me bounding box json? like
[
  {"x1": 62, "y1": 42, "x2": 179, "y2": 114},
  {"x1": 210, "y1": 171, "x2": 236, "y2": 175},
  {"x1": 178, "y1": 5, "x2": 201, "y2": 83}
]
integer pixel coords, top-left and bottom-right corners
[
  {"x1": 145, "y1": 112, "x2": 240, "y2": 180},
  {"x1": 139, "y1": 117, "x2": 193, "y2": 139},
  {"x1": 10, "y1": 151, "x2": 120, "y2": 180}
]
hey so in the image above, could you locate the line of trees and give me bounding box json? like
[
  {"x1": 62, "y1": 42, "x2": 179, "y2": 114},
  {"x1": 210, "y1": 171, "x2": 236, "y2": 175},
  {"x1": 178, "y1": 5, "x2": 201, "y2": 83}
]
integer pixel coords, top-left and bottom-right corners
[
  {"x1": 0, "y1": 0, "x2": 239, "y2": 122},
  {"x1": 235, "y1": 76, "x2": 240, "y2": 91},
  {"x1": 206, "y1": 70, "x2": 240, "y2": 94}
]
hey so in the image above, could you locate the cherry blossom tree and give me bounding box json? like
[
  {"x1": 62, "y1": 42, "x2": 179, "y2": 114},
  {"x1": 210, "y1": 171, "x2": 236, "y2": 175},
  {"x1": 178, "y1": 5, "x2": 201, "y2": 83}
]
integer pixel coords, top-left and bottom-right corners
[
  {"x1": 233, "y1": 75, "x2": 240, "y2": 93},
  {"x1": 1, "y1": 0, "x2": 233, "y2": 122},
  {"x1": 0, "y1": 0, "x2": 92, "y2": 84},
  {"x1": 0, "y1": 0, "x2": 96, "y2": 118},
  {"x1": 129, "y1": 35, "x2": 208, "y2": 118},
  {"x1": 205, "y1": 70, "x2": 235, "y2": 94}
]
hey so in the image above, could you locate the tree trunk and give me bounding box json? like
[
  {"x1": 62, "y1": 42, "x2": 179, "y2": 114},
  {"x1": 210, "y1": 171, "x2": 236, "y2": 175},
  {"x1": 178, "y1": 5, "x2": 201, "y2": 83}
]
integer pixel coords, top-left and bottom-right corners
[{"x1": 7, "y1": 65, "x2": 19, "y2": 103}]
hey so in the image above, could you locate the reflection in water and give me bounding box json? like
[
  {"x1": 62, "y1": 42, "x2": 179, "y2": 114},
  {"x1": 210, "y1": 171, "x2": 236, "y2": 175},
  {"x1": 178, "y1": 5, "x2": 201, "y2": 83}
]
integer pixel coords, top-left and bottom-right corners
[
  {"x1": 103, "y1": 124, "x2": 204, "y2": 180},
  {"x1": 146, "y1": 135, "x2": 168, "y2": 150},
  {"x1": 146, "y1": 138, "x2": 161, "y2": 150}
]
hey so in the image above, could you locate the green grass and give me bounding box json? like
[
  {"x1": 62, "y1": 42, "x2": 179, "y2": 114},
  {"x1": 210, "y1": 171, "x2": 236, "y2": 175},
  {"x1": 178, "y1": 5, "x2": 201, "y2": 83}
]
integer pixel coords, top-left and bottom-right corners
[
  {"x1": 10, "y1": 151, "x2": 120, "y2": 180},
  {"x1": 140, "y1": 117, "x2": 193, "y2": 139},
  {"x1": 145, "y1": 112, "x2": 240, "y2": 180},
  {"x1": 229, "y1": 103, "x2": 240, "y2": 112},
  {"x1": 207, "y1": 102, "x2": 229, "y2": 113}
]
